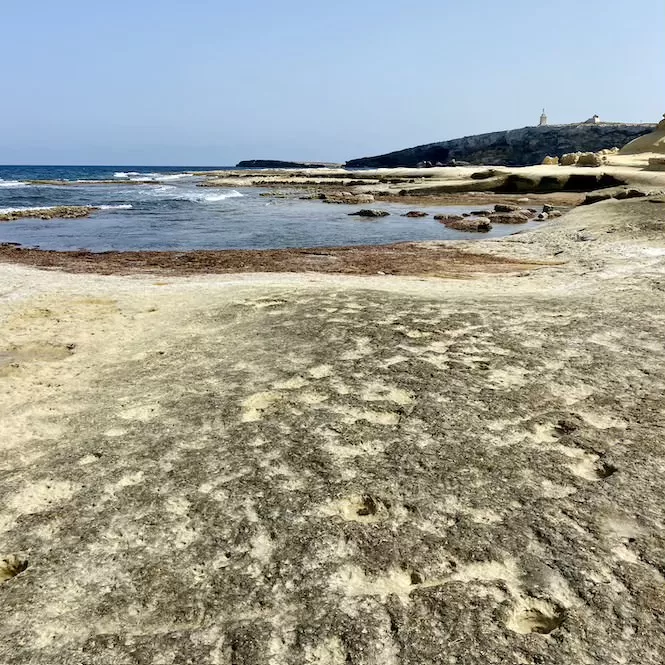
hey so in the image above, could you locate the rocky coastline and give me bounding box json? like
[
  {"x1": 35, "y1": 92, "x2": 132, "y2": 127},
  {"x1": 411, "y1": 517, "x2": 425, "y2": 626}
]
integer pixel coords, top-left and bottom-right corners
[{"x1": 345, "y1": 122, "x2": 656, "y2": 168}]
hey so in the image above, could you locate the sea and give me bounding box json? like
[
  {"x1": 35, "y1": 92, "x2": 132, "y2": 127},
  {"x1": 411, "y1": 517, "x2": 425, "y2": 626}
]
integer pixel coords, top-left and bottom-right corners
[{"x1": 0, "y1": 165, "x2": 535, "y2": 252}]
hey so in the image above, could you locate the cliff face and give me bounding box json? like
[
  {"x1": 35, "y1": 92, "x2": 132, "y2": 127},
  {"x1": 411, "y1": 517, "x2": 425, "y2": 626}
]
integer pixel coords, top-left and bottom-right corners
[{"x1": 346, "y1": 123, "x2": 656, "y2": 168}]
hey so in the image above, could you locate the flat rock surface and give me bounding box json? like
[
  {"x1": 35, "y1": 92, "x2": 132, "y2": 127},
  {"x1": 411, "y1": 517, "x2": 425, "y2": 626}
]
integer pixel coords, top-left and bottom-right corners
[{"x1": 1, "y1": 199, "x2": 665, "y2": 663}]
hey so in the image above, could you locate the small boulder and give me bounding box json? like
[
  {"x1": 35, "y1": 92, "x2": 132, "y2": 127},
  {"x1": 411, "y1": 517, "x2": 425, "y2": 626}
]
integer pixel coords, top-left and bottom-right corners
[
  {"x1": 494, "y1": 203, "x2": 520, "y2": 213},
  {"x1": 560, "y1": 152, "x2": 580, "y2": 166},
  {"x1": 470, "y1": 209, "x2": 492, "y2": 216},
  {"x1": 348, "y1": 209, "x2": 390, "y2": 218},
  {"x1": 434, "y1": 214, "x2": 464, "y2": 223},
  {"x1": 488, "y1": 211, "x2": 530, "y2": 224},
  {"x1": 442, "y1": 217, "x2": 493, "y2": 232},
  {"x1": 542, "y1": 204, "x2": 556, "y2": 213},
  {"x1": 536, "y1": 212, "x2": 549, "y2": 220},
  {"x1": 542, "y1": 156, "x2": 560, "y2": 165},
  {"x1": 615, "y1": 188, "x2": 648, "y2": 201},
  {"x1": 470, "y1": 170, "x2": 499, "y2": 180},
  {"x1": 402, "y1": 211, "x2": 429, "y2": 218},
  {"x1": 547, "y1": 210, "x2": 563, "y2": 218},
  {"x1": 577, "y1": 152, "x2": 602, "y2": 167}
]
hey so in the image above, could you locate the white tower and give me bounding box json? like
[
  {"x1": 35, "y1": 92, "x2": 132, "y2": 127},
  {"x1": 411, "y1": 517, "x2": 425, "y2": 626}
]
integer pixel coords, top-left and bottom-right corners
[{"x1": 539, "y1": 109, "x2": 548, "y2": 126}]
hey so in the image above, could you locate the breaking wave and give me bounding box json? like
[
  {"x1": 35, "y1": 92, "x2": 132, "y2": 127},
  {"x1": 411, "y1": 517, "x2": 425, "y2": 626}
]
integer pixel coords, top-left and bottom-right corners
[
  {"x1": 142, "y1": 186, "x2": 244, "y2": 203},
  {"x1": 0, "y1": 179, "x2": 29, "y2": 188},
  {"x1": 0, "y1": 205, "x2": 60, "y2": 214},
  {"x1": 114, "y1": 171, "x2": 195, "y2": 182},
  {"x1": 0, "y1": 204, "x2": 132, "y2": 213}
]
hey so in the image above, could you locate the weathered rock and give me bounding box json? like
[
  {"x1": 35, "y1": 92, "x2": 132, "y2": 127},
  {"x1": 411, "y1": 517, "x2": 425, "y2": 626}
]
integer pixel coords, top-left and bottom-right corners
[
  {"x1": 470, "y1": 209, "x2": 493, "y2": 216},
  {"x1": 542, "y1": 156, "x2": 560, "y2": 165},
  {"x1": 402, "y1": 211, "x2": 429, "y2": 218},
  {"x1": 322, "y1": 192, "x2": 375, "y2": 204},
  {"x1": 488, "y1": 211, "x2": 531, "y2": 224},
  {"x1": 647, "y1": 157, "x2": 665, "y2": 171},
  {"x1": 577, "y1": 152, "x2": 603, "y2": 167},
  {"x1": 582, "y1": 187, "x2": 651, "y2": 206},
  {"x1": 470, "y1": 170, "x2": 499, "y2": 180},
  {"x1": 348, "y1": 209, "x2": 390, "y2": 218},
  {"x1": 434, "y1": 214, "x2": 464, "y2": 222},
  {"x1": 0, "y1": 206, "x2": 98, "y2": 222},
  {"x1": 620, "y1": 113, "x2": 665, "y2": 155},
  {"x1": 494, "y1": 204, "x2": 520, "y2": 213},
  {"x1": 537, "y1": 212, "x2": 549, "y2": 220},
  {"x1": 442, "y1": 217, "x2": 493, "y2": 232},
  {"x1": 542, "y1": 204, "x2": 556, "y2": 213},
  {"x1": 547, "y1": 210, "x2": 563, "y2": 218},
  {"x1": 560, "y1": 152, "x2": 580, "y2": 166}
]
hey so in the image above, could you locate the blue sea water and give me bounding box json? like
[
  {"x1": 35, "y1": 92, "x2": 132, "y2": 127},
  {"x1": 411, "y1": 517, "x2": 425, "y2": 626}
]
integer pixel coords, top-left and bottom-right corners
[{"x1": 0, "y1": 165, "x2": 535, "y2": 251}]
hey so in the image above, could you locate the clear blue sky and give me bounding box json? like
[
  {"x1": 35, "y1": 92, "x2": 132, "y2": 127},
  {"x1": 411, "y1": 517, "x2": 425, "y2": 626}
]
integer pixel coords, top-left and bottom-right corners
[{"x1": 3, "y1": 0, "x2": 664, "y2": 165}]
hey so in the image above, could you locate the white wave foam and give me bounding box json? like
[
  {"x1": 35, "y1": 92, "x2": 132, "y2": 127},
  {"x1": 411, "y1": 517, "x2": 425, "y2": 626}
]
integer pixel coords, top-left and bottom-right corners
[
  {"x1": 153, "y1": 173, "x2": 194, "y2": 182},
  {"x1": 0, "y1": 179, "x2": 29, "y2": 188},
  {"x1": 115, "y1": 171, "x2": 197, "y2": 182},
  {"x1": 200, "y1": 191, "x2": 244, "y2": 202},
  {"x1": 141, "y1": 187, "x2": 243, "y2": 203},
  {"x1": 0, "y1": 205, "x2": 59, "y2": 214},
  {"x1": 0, "y1": 204, "x2": 131, "y2": 213}
]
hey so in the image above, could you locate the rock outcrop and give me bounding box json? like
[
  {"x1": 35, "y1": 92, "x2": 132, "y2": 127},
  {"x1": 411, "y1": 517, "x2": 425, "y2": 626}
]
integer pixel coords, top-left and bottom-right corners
[
  {"x1": 346, "y1": 123, "x2": 655, "y2": 168},
  {"x1": 0, "y1": 206, "x2": 98, "y2": 222},
  {"x1": 620, "y1": 114, "x2": 665, "y2": 155},
  {"x1": 320, "y1": 192, "x2": 375, "y2": 204}
]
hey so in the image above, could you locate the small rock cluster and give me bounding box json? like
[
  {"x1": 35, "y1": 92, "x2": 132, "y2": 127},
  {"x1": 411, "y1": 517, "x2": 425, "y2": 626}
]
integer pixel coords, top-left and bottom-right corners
[
  {"x1": 432, "y1": 203, "x2": 561, "y2": 232},
  {"x1": 542, "y1": 147, "x2": 620, "y2": 168}
]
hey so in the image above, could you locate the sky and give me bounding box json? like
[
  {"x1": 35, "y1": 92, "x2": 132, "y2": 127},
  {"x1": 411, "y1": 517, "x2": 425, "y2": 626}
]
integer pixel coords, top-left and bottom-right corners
[{"x1": 2, "y1": 0, "x2": 664, "y2": 165}]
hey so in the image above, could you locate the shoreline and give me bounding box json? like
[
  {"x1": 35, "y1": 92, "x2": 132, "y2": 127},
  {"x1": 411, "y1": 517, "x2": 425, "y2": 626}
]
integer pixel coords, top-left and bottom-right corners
[
  {"x1": 1, "y1": 195, "x2": 665, "y2": 662},
  {"x1": 0, "y1": 241, "x2": 550, "y2": 277}
]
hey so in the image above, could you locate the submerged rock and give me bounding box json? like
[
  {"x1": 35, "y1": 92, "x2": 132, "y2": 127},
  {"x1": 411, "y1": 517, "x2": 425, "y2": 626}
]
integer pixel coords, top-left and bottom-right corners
[
  {"x1": 0, "y1": 206, "x2": 98, "y2": 222},
  {"x1": 402, "y1": 211, "x2": 429, "y2": 218},
  {"x1": 488, "y1": 211, "x2": 530, "y2": 224},
  {"x1": 441, "y1": 217, "x2": 493, "y2": 232},
  {"x1": 494, "y1": 204, "x2": 520, "y2": 213},
  {"x1": 434, "y1": 214, "x2": 464, "y2": 223},
  {"x1": 348, "y1": 209, "x2": 390, "y2": 218}
]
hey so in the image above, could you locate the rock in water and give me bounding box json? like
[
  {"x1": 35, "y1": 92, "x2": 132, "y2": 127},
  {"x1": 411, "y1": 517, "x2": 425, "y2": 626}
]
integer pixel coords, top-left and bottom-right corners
[
  {"x1": 441, "y1": 217, "x2": 493, "y2": 232},
  {"x1": 348, "y1": 209, "x2": 390, "y2": 218},
  {"x1": 402, "y1": 211, "x2": 429, "y2": 218},
  {"x1": 321, "y1": 192, "x2": 375, "y2": 204},
  {"x1": 0, "y1": 206, "x2": 99, "y2": 222},
  {"x1": 434, "y1": 214, "x2": 464, "y2": 222},
  {"x1": 488, "y1": 212, "x2": 530, "y2": 224}
]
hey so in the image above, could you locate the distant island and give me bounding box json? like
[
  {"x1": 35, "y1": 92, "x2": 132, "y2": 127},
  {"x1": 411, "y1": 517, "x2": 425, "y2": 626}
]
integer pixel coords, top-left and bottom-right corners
[{"x1": 236, "y1": 160, "x2": 342, "y2": 169}]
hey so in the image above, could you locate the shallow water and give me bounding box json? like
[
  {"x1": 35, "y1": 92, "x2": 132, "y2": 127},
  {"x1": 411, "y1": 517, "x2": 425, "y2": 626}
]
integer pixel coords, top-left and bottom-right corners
[{"x1": 0, "y1": 166, "x2": 536, "y2": 251}]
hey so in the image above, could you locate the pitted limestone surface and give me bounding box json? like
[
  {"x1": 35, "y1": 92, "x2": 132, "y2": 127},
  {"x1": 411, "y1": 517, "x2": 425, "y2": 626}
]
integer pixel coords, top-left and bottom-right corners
[{"x1": 1, "y1": 278, "x2": 665, "y2": 664}]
